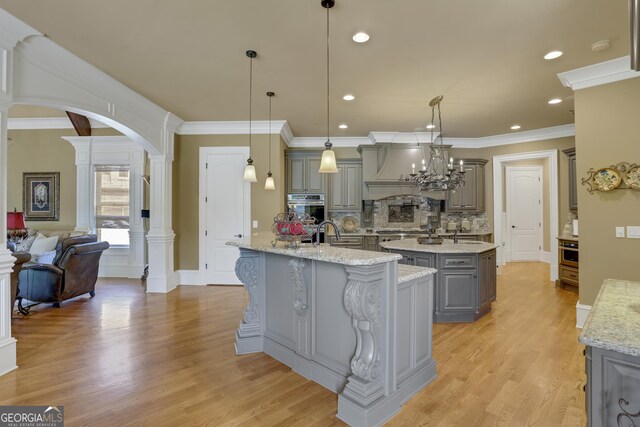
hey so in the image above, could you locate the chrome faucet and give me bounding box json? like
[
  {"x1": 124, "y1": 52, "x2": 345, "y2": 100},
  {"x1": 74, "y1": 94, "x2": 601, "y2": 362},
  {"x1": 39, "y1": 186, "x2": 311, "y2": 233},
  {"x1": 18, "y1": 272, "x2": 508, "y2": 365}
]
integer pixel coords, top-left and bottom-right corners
[
  {"x1": 314, "y1": 220, "x2": 341, "y2": 246},
  {"x1": 453, "y1": 225, "x2": 461, "y2": 244}
]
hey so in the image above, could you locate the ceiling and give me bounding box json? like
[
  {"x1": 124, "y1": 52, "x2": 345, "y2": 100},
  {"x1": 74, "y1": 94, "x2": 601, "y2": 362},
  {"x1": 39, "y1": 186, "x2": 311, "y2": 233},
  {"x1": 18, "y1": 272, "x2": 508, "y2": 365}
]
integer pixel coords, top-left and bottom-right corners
[{"x1": 0, "y1": 0, "x2": 629, "y2": 138}]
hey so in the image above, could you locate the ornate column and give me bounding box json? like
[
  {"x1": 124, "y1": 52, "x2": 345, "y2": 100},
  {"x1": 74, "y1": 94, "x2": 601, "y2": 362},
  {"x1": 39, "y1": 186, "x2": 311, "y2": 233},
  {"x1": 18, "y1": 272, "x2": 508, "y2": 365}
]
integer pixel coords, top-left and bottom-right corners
[
  {"x1": 235, "y1": 248, "x2": 263, "y2": 354},
  {"x1": 146, "y1": 153, "x2": 177, "y2": 293},
  {"x1": 0, "y1": 105, "x2": 17, "y2": 376},
  {"x1": 66, "y1": 138, "x2": 93, "y2": 233}
]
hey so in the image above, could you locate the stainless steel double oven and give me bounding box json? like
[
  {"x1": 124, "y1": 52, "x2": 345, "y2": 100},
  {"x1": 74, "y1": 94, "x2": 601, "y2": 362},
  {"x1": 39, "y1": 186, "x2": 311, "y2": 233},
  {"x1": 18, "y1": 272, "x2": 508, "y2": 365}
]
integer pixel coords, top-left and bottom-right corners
[{"x1": 287, "y1": 193, "x2": 326, "y2": 243}]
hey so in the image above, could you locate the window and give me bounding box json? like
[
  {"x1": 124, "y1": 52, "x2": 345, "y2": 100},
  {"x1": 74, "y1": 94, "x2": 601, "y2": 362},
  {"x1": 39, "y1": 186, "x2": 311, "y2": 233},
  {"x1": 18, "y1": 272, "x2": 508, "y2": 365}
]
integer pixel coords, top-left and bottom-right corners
[{"x1": 95, "y1": 166, "x2": 130, "y2": 246}]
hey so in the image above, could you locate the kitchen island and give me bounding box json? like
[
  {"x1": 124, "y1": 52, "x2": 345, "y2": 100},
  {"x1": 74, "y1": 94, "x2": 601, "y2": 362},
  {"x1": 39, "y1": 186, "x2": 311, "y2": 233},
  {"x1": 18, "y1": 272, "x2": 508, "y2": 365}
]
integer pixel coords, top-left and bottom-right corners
[
  {"x1": 226, "y1": 235, "x2": 437, "y2": 427},
  {"x1": 379, "y1": 239, "x2": 498, "y2": 323},
  {"x1": 579, "y1": 279, "x2": 640, "y2": 427}
]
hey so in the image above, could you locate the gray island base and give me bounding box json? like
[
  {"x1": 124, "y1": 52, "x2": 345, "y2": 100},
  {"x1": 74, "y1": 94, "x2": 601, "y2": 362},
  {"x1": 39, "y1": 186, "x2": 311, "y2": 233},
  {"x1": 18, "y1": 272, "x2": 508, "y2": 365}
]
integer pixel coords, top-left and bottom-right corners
[{"x1": 227, "y1": 236, "x2": 437, "y2": 427}]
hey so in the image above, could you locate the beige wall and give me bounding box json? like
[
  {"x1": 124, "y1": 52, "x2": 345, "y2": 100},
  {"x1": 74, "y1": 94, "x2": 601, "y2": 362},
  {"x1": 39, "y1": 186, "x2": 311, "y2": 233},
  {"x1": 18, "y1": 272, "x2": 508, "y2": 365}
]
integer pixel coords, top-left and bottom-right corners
[
  {"x1": 450, "y1": 136, "x2": 575, "y2": 248},
  {"x1": 574, "y1": 78, "x2": 640, "y2": 305},
  {"x1": 7, "y1": 127, "x2": 121, "y2": 231},
  {"x1": 173, "y1": 134, "x2": 286, "y2": 270}
]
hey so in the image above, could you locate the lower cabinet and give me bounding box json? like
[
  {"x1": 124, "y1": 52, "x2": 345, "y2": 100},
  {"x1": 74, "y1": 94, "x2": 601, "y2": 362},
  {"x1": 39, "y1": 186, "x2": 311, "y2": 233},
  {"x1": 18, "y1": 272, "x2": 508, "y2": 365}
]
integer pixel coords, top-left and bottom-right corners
[
  {"x1": 328, "y1": 236, "x2": 363, "y2": 249},
  {"x1": 390, "y1": 249, "x2": 497, "y2": 323},
  {"x1": 585, "y1": 346, "x2": 640, "y2": 427}
]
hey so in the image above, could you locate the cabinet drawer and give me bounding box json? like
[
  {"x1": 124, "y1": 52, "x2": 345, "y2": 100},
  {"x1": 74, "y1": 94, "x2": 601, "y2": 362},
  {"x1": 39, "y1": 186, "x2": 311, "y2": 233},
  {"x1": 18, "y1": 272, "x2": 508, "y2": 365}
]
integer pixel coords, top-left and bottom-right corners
[
  {"x1": 330, "y1": 236, "x2": 363, "y2": 245},
  {"x1": 439, "y1": 255, "x2": 476, "y2": 269},
  {"x1": 559, "y1": 265, "x2": 579, "y2": 285}
]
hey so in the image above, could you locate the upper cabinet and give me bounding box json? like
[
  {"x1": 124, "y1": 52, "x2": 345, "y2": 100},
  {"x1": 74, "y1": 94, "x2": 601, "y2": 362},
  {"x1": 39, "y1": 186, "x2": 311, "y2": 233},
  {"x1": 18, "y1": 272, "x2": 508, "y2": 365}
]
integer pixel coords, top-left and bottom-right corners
[
  {"x1": 286, "y1": 151, "x2": 326, "y2": 194},
  {"x1": 445, "y1": 159, "x2": 487, "y2": 213},
  {"x1": 329, "y1": 161, "x2": 362, "y2": 211},
  {"x1": 563, "y1": 148, "x2": 578, "y2": 211}
]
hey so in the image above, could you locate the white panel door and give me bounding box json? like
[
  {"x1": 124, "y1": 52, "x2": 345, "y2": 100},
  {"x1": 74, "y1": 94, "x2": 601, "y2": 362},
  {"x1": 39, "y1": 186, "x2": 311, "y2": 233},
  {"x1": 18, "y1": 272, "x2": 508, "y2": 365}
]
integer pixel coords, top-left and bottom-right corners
[
  {"x1": 506, "y1": 166, "x2": 542, "y2": 262},
  {"x1": 203, "y1": 148, "x2": 250, "y2": 285}
]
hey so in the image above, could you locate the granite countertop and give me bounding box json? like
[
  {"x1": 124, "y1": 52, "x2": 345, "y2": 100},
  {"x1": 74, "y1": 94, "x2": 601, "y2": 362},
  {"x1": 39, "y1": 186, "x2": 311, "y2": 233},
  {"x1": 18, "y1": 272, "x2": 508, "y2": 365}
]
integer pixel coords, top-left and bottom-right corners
[
  {"x1": 397, "y1": 264, "x2": 437, "y2": 284},
  {"x1": 226, "y1": 233, "x2": 401, "y2": 266},
  {"x1": 379, "y1": 238, "x2": 498, "y2": 254},
  {"x1": 557, "y1": 234, "x2": 579, "y2": 242},
  {"x1": 340, "y1": 230, "x2": 493, "y2": 236},
  {"x1": 579, "y1": 279, "x2": 640, "y2": 357}
]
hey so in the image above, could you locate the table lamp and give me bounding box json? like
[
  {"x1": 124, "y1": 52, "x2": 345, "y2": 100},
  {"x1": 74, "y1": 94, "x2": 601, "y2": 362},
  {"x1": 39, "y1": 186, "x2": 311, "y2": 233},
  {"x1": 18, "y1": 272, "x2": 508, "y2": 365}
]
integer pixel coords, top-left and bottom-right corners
[{"x1": 7, "y1": 210, "x2": 27, "y2": 243}]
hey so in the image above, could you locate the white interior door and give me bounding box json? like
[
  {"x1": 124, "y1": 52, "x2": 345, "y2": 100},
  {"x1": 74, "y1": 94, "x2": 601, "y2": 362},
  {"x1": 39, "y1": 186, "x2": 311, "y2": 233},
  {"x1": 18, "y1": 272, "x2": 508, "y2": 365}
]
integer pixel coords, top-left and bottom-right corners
[
  {"x1": 506, "y1": 166, "x2": 542, "y2": 262},
  {"x1": 200, "y1": 147, "x2": 250, "y2": 285}
]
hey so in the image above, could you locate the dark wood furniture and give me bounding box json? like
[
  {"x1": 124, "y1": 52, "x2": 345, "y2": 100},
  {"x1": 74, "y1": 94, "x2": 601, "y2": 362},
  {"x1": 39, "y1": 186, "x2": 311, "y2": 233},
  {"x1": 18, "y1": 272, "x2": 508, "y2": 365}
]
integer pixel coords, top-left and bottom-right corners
[{"x1": 563, "y1": 148, "x2": 578, "y2": 211}]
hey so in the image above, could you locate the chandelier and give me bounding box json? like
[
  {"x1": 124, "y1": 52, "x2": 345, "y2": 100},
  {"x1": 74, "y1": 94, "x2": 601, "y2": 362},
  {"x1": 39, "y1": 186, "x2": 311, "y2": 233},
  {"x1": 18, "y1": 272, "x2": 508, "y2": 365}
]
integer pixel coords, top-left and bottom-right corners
[{"x1": 402, "y1": 95, "x2": 465, "y2": 192}]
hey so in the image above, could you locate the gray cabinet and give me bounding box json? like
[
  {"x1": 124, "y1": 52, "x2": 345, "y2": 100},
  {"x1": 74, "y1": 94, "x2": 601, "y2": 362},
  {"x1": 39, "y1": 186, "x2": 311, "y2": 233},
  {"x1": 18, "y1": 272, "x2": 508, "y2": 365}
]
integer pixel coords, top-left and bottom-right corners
[
  {"x1": 363, "y1": 235, "x2": 379, "y2": 252},
  {"x1": 585, "y1": 346, "x2": 640, "y2": 427},
  {"x1": 446, "y1": 159, "x2": 487, "y2": 213},
  {"x1": 388, "y1": 248, "x2": 496, "y2": 323},
  {"x1": 563, "y1": 148, "x2": 578, "y2": 211},
  {"x1": 328, "y1": 235, "x2": 363, "y2": 249},
  {"x1": 329, "y1": 161, "x2": 362, "y2": 211},
  {"x1": 479, "y1": 250, "x2": 497, "y2": 316},
  {"x1": 286, "y1": 151, "x2": 325, "y2": 194}
]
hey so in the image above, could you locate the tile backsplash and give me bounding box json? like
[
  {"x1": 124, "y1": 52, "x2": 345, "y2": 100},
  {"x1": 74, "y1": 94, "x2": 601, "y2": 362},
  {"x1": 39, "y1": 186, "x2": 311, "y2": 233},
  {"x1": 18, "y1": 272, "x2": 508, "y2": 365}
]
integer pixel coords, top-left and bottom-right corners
[{"x1": 330, "y1": 195, "x2": 491, "y2": 233}]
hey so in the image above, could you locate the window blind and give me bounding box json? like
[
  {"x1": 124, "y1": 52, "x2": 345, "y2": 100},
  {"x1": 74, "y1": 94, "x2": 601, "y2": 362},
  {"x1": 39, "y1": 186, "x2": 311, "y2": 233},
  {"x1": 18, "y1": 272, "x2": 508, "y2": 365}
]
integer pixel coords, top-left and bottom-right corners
[{"x1": 95, "y1": 166, "x2": 130, "y2": 229}]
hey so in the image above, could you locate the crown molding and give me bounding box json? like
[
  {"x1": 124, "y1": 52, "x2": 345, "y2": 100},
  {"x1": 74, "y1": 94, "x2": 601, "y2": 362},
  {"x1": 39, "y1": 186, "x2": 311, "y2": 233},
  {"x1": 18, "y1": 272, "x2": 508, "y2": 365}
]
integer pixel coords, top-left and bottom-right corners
[
  {"x1": 446, "y1": 124, "x2": 575, "y2": 148},
  {"x1": 287, "y1": 136, "x2": 371, "y2": 148},
  {"x1": 8, "y1": 117, "x2": 110, "y2": 130},
  {"x1": 9, "y1": 117, "x2": 575, "y2": 149},
  {"x1": 558, "y1": 56, "x2": 640, "y2": 90},
  {"x1": 177, "y1": 120, "x2": 288, "y2": 135}
]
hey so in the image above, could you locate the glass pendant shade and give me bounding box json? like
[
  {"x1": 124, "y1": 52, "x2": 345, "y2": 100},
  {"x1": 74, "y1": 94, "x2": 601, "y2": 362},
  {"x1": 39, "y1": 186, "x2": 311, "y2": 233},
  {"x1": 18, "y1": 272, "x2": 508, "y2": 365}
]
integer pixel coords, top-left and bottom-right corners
[
  {"x1": 319, "y1": 147, "x2": 338, "y2": 173},
  {"x1": 243, "y1": 162, "x2": 257, "y2": 182},
  {"x1": 264, "y1": 173, "x2": 276, "y2": 191}
]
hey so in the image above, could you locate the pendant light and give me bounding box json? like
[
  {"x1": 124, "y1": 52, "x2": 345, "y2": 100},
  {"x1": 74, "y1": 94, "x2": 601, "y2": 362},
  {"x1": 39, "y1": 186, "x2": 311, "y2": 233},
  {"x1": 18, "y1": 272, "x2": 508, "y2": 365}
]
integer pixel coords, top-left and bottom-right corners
[
  {"x1": 318, "y1": 0, "x2": 338, "y2": 174},
  {"x1": 264, "y1": 91, "x2": 276, "y2": 191},
  {"x1": 243, "y1": 50, "x2": 258, "y2": 182}
]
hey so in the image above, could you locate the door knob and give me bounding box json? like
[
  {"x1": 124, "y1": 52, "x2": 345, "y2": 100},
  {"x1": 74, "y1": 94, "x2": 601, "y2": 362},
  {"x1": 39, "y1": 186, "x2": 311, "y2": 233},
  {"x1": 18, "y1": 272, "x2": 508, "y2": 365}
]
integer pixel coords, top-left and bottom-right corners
[
  {"x1": 511, "y1": 225, "x2": 517, "y2": 229},
  {"x1": 234, "y1": 234, "x2": 243, "y2": 238}
]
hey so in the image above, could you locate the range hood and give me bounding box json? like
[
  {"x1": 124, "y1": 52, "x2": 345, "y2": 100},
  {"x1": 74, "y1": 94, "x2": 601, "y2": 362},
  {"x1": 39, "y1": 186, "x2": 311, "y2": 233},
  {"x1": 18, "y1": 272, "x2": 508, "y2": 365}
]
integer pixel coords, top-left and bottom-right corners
[{"x1": 359, "y1": 144, "x2": 450, "y2": 200}]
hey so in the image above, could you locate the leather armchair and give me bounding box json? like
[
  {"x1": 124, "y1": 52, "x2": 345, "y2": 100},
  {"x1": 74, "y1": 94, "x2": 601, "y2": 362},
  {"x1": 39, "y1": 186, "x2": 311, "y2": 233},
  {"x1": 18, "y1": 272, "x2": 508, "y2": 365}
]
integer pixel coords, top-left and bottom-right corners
[
  {"x1": 18, "y1": 239, "x2": 109, "y2": 309},
  {"x1": 9, "y1": 251, "x2": 31, "y2": 313}
]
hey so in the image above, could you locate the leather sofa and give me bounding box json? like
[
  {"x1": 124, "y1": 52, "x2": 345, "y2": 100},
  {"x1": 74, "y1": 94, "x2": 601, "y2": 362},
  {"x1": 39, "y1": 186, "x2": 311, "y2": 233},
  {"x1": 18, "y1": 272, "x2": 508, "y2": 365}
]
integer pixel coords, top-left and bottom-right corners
[
  {"x1": 8, "y1": 249, "x2": 31, "y2": 313},
  {"x1": 17, "y1": 236, "x2": 109, "y2": 309}
]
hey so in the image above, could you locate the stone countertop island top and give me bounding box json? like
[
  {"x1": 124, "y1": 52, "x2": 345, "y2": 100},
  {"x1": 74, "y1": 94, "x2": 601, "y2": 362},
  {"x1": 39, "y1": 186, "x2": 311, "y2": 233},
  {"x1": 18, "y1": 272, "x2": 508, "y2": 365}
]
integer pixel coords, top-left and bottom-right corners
[
  {"x1": 340, "y1": 230, "x2": 493, "y2": 236},
  {"x1": 226, "y1": 233, "x2": 401, "y2": 266},
  {"x1": 579, "y1": 278, "x2": 640, "y2": 357},
  {"x1": 397, "y1": 264, "x2": 437, "y2": 283},
  {"x1": 379, "y1": 238, "x2": 498, "y2": 254}
]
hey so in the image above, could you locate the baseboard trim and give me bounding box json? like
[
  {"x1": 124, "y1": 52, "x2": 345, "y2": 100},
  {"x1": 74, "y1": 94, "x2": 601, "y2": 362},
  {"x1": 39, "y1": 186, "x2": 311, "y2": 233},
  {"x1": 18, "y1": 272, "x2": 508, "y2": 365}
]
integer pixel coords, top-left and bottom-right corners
[
  {"x1": 0, "y1": 338, "x2": 18, "y2": 377},
  {"x1": 540, "y1": 251, "x2": 550, "y2": 263},
  {"x1": 99, "y1": 265, "x2": 144, "y2": 279},
  {"x1": 177, "y1": 270, "x2": 204, "y2": 285},
  {"x1": 576, "y1": 302, "x2": 592, "y2": 329},
  {"x1": 550, "y1": 264, "x2": 559, "y2": 282}
]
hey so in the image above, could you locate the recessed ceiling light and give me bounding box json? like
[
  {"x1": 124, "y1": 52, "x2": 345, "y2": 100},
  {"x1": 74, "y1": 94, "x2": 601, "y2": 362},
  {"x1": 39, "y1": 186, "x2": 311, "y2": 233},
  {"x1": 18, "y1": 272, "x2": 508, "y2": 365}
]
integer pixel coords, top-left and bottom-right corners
[
  {"x1": 548, "y1": 98, "x2": 562, "y2": 104},
  {"x1": 544, "y1": 50, "x2": 563, "y2": 60},
  {"x1": 338, "y1": 123, "x2": 348, "y2": 129},
  {"x1": 343, "y1": 94, "x2": 355, "y2": 101},
  {"x1": 352, "y1": 32, "x2": 370, "y2": 43},
  {"x1": 510, "y1": 124, "x2": 521, "y2": 130},
  {"x1": 426, "y1": 123, "x2": 435, "y2": 129}
]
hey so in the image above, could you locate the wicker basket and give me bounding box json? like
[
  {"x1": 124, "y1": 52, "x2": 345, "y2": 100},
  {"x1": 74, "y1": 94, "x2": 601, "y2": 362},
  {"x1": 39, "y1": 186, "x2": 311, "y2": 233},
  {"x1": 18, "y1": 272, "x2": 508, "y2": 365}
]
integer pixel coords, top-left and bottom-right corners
[{"x1": 272, "y1": 212, "x2": 317, "y2": 248}]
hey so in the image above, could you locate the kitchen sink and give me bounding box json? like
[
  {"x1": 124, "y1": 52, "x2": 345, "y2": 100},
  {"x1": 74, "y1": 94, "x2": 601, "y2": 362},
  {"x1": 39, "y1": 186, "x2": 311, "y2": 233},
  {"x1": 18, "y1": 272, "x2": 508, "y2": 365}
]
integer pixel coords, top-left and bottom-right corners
[{"x1": 455, "y1": 241, "x2": 483, "y2": 245}]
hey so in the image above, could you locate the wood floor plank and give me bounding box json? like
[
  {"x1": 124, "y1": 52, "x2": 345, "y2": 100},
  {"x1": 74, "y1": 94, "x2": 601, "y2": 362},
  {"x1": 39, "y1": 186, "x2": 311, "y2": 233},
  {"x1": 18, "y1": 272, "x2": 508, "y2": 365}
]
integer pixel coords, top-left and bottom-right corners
[{"x1": 0, "y1": 262, "x2": 585, "y2": 426}]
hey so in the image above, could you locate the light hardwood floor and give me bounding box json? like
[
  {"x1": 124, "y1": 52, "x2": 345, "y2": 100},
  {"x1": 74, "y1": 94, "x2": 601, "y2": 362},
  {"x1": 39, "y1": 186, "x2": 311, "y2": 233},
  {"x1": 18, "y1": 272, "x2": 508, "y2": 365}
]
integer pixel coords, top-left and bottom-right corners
[{"x1": 1, "y1": 262, "x2": 585, "y2": 426}]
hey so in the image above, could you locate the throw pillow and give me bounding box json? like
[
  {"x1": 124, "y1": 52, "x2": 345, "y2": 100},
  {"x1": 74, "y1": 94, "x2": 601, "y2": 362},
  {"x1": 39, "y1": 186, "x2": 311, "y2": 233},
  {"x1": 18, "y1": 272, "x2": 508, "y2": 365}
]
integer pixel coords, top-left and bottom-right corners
[
  {"x1": 32, "y1": 250, "x2": 57, "y2": 264},
  {"x1": 29, "y1": 234, "x2": 59, "y2": 256},
  {"x1": 15, "y1": 235, "x2": 36, "y2": 252}
]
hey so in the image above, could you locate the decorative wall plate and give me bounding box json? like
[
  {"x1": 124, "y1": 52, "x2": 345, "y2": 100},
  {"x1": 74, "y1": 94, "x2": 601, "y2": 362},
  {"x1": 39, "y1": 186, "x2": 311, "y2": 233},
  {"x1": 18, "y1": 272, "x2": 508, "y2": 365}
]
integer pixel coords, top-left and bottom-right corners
[
  {"x1": 623, "y1": 165, "x2": 640, "y2": 190},
  {"x1": 342, "y1": 216, "x2": 358, "y2": 232},
  {"x1": 593, "y1": 168, "x2": 621, "y2": 191}
]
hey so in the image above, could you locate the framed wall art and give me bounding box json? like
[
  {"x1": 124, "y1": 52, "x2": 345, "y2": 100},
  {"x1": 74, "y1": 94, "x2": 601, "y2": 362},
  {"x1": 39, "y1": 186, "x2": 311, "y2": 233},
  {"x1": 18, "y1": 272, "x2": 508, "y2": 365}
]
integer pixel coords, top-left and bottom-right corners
[{"x1": 23, "y1": 172, "x2": 60, "y2": 221}]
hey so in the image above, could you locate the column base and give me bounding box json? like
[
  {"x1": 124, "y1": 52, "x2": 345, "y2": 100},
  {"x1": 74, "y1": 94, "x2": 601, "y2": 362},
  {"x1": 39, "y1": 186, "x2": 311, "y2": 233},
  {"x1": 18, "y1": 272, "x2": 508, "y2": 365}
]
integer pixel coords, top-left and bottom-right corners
[{"x1": 0, "y1": 338, "x2": 17, "y2": 377}]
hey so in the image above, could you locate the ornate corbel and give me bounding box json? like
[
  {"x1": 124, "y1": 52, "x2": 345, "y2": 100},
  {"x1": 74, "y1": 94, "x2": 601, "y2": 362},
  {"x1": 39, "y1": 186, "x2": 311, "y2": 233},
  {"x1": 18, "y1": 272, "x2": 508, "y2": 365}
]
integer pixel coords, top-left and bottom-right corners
[{"x1": 344, "y1": 278, "x2": 381, "y2": 381}]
